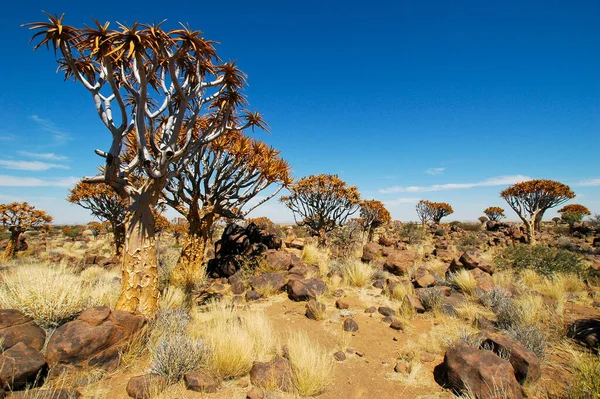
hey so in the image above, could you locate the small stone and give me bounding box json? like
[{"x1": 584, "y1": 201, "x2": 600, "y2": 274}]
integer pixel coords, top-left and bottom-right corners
[
  {"x1": 335, "y1": 299, "x2": 350, "y2": 310},
  {"x1": 246, "y1": 386, "x2": 265, "y2": 399},
  {"x1": 332, "y1": 289, "x2": 345, "y2": 298},
  {"x1": 343, "y1": 318, "x2": 359, "y2": 332},
  {"x1": 184, "y1": 371, "x2": 221, "y2": 393},
  {"x1": 355, "y1": 351, "x2": 365, "y2": 357},
  {"x1": 364, "y1": 307, "x2": 377, "y2": 313},
  {"x1": 421, "y1": 353, "x2": 436, "y2": 363},
  {"x1": 394, "y1": 363, "x2": 407, "y2": 373},
  {"x1": 378, "y1": 307, "x2": 396, "y2": 317},
  {"x1": 305, "y1": 300, "x2": 326, "y2": 320},
  {"x1": 126, "y1": 374, "x2": 167, "y2": 399},
  {"x1": 390, "y1": 320, "x2": 404, "y2": 331},
  {"x1": 382, "y1": 316, "x2": 394, "y2": 323},
  {"x1": 245, "y1": 290, "x2": 262, "y2": 301},
  {"x1": 333, "y1": 351, "x2": 346, "y2": 361},
  {"x1": 238, "y1": 379, "x2": 249, "y2": 388},
  {"x1": 372, "y1": 280, "x2": 384, "y2": 288}
]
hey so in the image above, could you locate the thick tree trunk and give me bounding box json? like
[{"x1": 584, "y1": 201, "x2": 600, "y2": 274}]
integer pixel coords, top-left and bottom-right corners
[
  {"x1": 113, "y1": 222, "x2": 125, "y2": 256},
  {"x1": 115, "y1": 191, "x2": 160, "y2": 317},
  {"x1": 2, "y1": 228, "x2": 20, "y2": 261},
  {"x1": 172, "y1": 205, "x2": 215, "y2": 289},
  {"x1": 317, "y1": 230, "x2": 327, "y2": 247},
  {"x1": 534, "y1": 211, "x2": 545, "y2": 231},
  {"x1": 367, "y1": 228, "x2": 375, "y2": 242}
]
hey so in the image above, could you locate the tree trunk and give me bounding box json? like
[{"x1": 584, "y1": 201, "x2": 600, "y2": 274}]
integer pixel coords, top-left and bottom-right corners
[
  {"x1": 534, "y1": 211, "x2": 545, "y2": 231},
  {"x1": 367, "y1": 227, "x2": 375, "y2": 242},
  {"x1": 317, "y1": 230, "x2": 327, "y2": 247},
  {"x1": 115, "y1": 191, "x2": 160, "y2": 317},
  {"x1": 113, "y1": 222, "x2": 125, "y2": 256},
  {"x1": 172, "y1": 205, "x2": 215, "y2": 289},
  {"x1": 2, "y1": 228, "x2": 20, "y2": 261}
]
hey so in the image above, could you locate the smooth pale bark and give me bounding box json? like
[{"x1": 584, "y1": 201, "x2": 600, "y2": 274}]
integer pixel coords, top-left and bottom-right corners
[
  {"x1": 115, "y1": 190, "x2": 160, "y2": 317},
  {"x1": 172, "y1": 205, "x2": 215, "y2": 289}
]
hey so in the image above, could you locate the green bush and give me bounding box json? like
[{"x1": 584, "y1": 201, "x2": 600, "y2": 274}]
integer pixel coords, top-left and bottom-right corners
[{"x1": 495, "y1": 245, "x2": 584, "y2": 277}]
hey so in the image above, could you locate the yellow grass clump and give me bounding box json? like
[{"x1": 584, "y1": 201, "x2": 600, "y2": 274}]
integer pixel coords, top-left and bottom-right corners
[
  {"x1": 159, "y1": 285, "x2": 188, "y2": 310},
  {"x1": 0, "y1": 262, "x2": 119, "y2": 328},
  {"x1": 286, "y1": 331, "x2": 333, "y2": 396},
  {"x1": 302, "y1": 243, "x2": 330, "y2": 276},
  {"x1": 342, "y1": 259, "x2": 374, "y2": 287},
  {"x1": 449, "y1": 269, "x2": 478, "y2": 296},
  {"x1": 189, "y1": 302, "x2": 277, "y2": 379}
]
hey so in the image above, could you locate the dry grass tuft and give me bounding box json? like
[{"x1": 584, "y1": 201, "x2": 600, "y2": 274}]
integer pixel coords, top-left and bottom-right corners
[
  {"x1": 448, "y1": 269, "x2": 478, "y2": 296},
  {"x1": 189, "y1": 301, "x2": 277, "y2": 379},
  {"x1": 286, "y1": 331, "x2": 333, "y2": 396},
  {"x1": 302, "y1": 244, "x2": 330, "y2": 276},
  {"x1": 0, "y1": 262, "x2": 119, "y2": 328},
  {"x1": 159, "y1": 285, "x2": 188, "y2": 310},
  {"x1": 341, "y1": 259, "x2": 374, "y2": 287}
]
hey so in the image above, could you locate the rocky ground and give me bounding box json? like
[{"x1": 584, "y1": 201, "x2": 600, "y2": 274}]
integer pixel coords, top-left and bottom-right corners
[{"x1": 0, "y1": 221, "x2": 599, "y2": 398}]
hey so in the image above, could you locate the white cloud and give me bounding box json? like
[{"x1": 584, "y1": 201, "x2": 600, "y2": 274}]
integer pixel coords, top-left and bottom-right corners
[
  {"x1": 30, "y1": 115, "x2": 71, "y2": 145},
  {"x1": 0, "y1": 175, "x2": 79, "y2": 187},
  {"x1": 425, "y1": 167, "x2": 446, "y2": 175},
  {"x1": 379, "y1": 175, "x2": 531, "y2": 194},
  {"x1": 576, "y1": 178, "x2": 600, "y2": 187},
  {"x1": 18, "y1": 151, "x2": 69, "y2": 161},
  {"x1": 0, "y1": 160, "x2": 69, "y2": 171},
  {"x1": 383, "y1": 197, "x2": 421, "y2": 206}
]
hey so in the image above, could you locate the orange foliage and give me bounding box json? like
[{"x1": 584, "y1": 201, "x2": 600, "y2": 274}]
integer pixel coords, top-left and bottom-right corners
[
  {"x1": 359, "y1": 200, "x2": 391, "y2": 241},
  {"x1": 416, "y1": 200, "x2": 453, "y2": 224},
  {"x1": 0, "y1": 202, "x2": 52, "y2": 233},
  {"x1": 483, "y1": 206, "x2": 505, "y2": 221},
  {"x1": 557, "y1": 204, "x2": 591, "y2": 216}
]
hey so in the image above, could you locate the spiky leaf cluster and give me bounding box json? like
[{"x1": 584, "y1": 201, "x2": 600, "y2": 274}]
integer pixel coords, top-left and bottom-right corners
[
  {"x1": 358, "y1": 200, "x2": 391, "y2": 234},
  {"x1": 483, "y1": 206, "x2": 505, "y2": 221},
  {"x1": 0, "y1": 202, "x2": 53, "y2": 233}
]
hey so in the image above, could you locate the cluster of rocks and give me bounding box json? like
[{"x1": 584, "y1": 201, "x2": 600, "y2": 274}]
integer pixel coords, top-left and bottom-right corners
[
  {"x1": 0, "y1": 307, "x2": 145, "y2": 398},
  {"x1": 361, "y1": 241, "x2": 416, "y2": 276},
  {"x1": 435, "y1": 332, "x2": 541, "y2": 399},
  {"x1": 207, "y1": 223, "x2": 282, "y2": 278}
]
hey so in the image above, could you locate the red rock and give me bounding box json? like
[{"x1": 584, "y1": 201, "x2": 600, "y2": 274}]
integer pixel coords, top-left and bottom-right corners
[
  {"x1": 0, "y1": 309, "x2": 46, "y2": 351},
  {"x1": 0, "y1": 342, "x2": 47, "y2": 390},
  {"x1": 481, "y1": 333, "x2": 541, "y2": 384},
  {"x1": 184, "y1": 371, "x2": 221, "y2": 393},
  {"x1": 249, "y1": 356, "x2": 292, "y2": 392},
  {"x1": 126, "y1": 374, "x2": 167, "y2": 399}
]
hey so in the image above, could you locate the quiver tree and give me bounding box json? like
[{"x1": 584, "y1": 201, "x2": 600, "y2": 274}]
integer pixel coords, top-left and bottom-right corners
[
  {"x1": 558, "y1": 204, "x2": 591, "y2": 228},
  {"x1": 27, "y1": 15, "x2": 267, "y2": 316},
  {"x1": 359, "y1": 200, "x2": 391, "y2": 242},
  {"x1": 68, "y1": 181, "x2": 127, "y2": 255},
  {"x1": 478, "y1": 216, "x2": 489, "y2": 224},
  {"x1": 281, "y1": 174, "x2": 360, "y2": 246},
  {"x1": 501, "y1": 179, "x2": 575, "y2": 244},
  {"x1": 163, "y1": 130, "x2": 291, "y2": 287},
  {"x1": 171, "y1": 217, "x2": 188, "y2": 245},
  {"x1": 415, "y1": 200, "x2": 453, "y2": 225},
  {"x1": 483, "y1": 206, "x2": 505, "y2": 222},
  {"x1": 0, "y1": 202, "x2": 52, "y2": 260}
]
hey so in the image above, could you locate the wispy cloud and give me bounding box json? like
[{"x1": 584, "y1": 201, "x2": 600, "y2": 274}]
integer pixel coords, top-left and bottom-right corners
[
  {"x1": 0, "y1": 160, "x2": 69, "y2": 171},
  {"x1": 0, "y1": 132, "x2": 16, "y2": 141},
  {"x1": 18, "y1": 151, "x2": 69, "y2": 161},
  {"x1": 576, "y1": 178, "x2": 600, "y2": 187},
  {"x1": 379, "y1": 175, "x2": 531, "y2": 194},
  {"x1": 425, "y1": 167, "x2": 446, "y2": 175},
  {"x1": 0, "y1": 175, "x2": 79, "y2": 187},
  {"x1": 30, "y1": 115, "x2": 71, "y2": 145},
  {"x1": 384, "y1": 197, "x2": 421, "y2": 206}
]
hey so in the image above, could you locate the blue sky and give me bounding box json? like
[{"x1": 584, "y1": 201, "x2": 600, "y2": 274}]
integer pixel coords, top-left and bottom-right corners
[{"x1": 0, "y1": 0, "x2": 598, "y2": 223}]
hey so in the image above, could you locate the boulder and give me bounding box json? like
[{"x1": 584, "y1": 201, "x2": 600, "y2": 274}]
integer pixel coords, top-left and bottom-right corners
[
  {"x1": 459, "y1": 249, "x2": 480, "y2": 269},
  {"x1": 126, "y1": 374, "x2": 168, "y2": 399},
  {"x1": 249, "y1": 356, "x2": 293, "y2": 392},
  {"x1": 361, "y1": 242, "x2": 381, "y2": 262},
  {"x1": 261, "y1": 250, "x2": 293, "y2": 272},
  {"x1": 45, "y1": 307, "x2": 146, "y2": 372},
  {"x1": 0, "y1": 342, "x2": 47, "y2": 391},
  {"x1": 250, "y1": 273, "x2": 287, "y2": 293},
  {"x1": 435, "y1": 344, "x2": 523, "y2": 399},
  {"x1": 0, "y1": 310, "x2": 46, "y2": 351},
  {"x1": 568, "y1": 318, "x2": 600, "y2": 351},
  {"x1": 383, "y1": 251, "x2": 415, "y2": 276},
  {"x1": 343, "y1": 318, "x2": 359, "y2": 332},
  {"x1": 469, "y1": 268, "x2": 494, "y2": 292},
  {"x1": 403, "y1": 295, "x2": 425, "y2": 313},
  {"x1": 481, "y1": 333, "x2": 541, "y2": 383},
  {"x1": 286, "y1": 278, "x2": 327, "y2": 301},
  {"x1": 413, "y1": 267, "x2": 436, "y2": 288},
  {"x1": 184, "y1": 371, "x2": 221, "y2": 393}
]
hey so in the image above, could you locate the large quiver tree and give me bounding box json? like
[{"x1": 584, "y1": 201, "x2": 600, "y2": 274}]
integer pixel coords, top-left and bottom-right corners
[
  {"x1": 281, "y1": 174, "x2": 360, "y2": 246},
  {"x1": 359, "y1": 200, "x2": 391, "y2": 242},
  {"x1": 0, "y1": 202, "x2": 52, "y2": 260},
  {"x1": 68, "y1": 181, "x2": 127, "y2": 255},
  {"x1": 163, "y1": 130, "x2": 290, "y2": 287},
  {"x1": 26, "y1": 14, "x2": 266, "y2": 316},
  {"x1": 501, "y1": 179, "x2": 574, "y2": 244}
]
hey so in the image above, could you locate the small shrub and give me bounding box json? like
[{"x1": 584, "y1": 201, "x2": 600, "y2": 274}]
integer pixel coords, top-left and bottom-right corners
[
  {"x1": 159, "y1": 285, "x2": 188, "y2": 310},
  {"x1": 418, "y1": 287, "x2": 443, "y2": 312},
  {"x1": 455, "y1": 222, "x2": 483, "y2": 232},
  {"x1": 150, "y1": 334, "x2": 204, "y2": 382},
  {"x1": 505, "y1": 324, "x2": 546, "y2": 359},
  {"x1": 478, "y1": 286, "x2": 512, "y2": 311},
  {"x1": 302, "y1": 244, "x2": 330, "y2": 275},
  {"x1": 287, "y1": 331, "x2": 333, "y2": 396},
  {"x1": 448, "y1": 269, "x2": 478, "y2": 296},
  {"x1": 457, "y1": 232, "x2": 485, "y2": 252},
  {"x1": 494, "y1": 299, "x2": 522, "y2": 330},
  {"x1": 495, "y1": 245, "x2": 584, "y2": 277}
]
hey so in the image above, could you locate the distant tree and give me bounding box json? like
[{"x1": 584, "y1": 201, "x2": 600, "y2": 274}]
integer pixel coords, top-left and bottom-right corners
[
  {"x1": 552, "y1": 217, "x2": 561, "y2": 225},
  {"x1": 483, "y1": 206, "x2": 505, "y2": 222},
  {"x1": 281, "y1": 174, "x2": 360, "y2": 246},
  {"x1": 0, "y1": 202, "x2": 52, "y2": 260},
  {"x1": 478, "y1": 216, "x2": 489, "y2": 224},
  {"x1": 415, "y1": 200, "x2": 453, "y2": 225},
  {"x1": 246, "y1": 217, "x2": 276, "y2": 231},
  {"x1": 163, "y1": 130, "x2": 290, "y2": 287},
  {"x1": 26, "y1": 14, "x2": 267, "y2": 316},
  {"x1": 86, "y1": 221, "x2": 106, "y2": 238},
  {"x1": 171, "y1": 217, "x2": 188, "y2": 245},
  {"x1": 359, "y1": 200, "x2": 391, "y2": 242},
  {"x1": 68, "y1": 182, "x2": 126, "y2": 255},
  {"x1": 154, "y1": 213, "x2": 171, "y2": 236},
  {"x1": 501, "y1": 179, "x2": 574, "y2": 244},
  {"x1": 557, "y1": 204, "x2": 591, "y2": 228}
]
